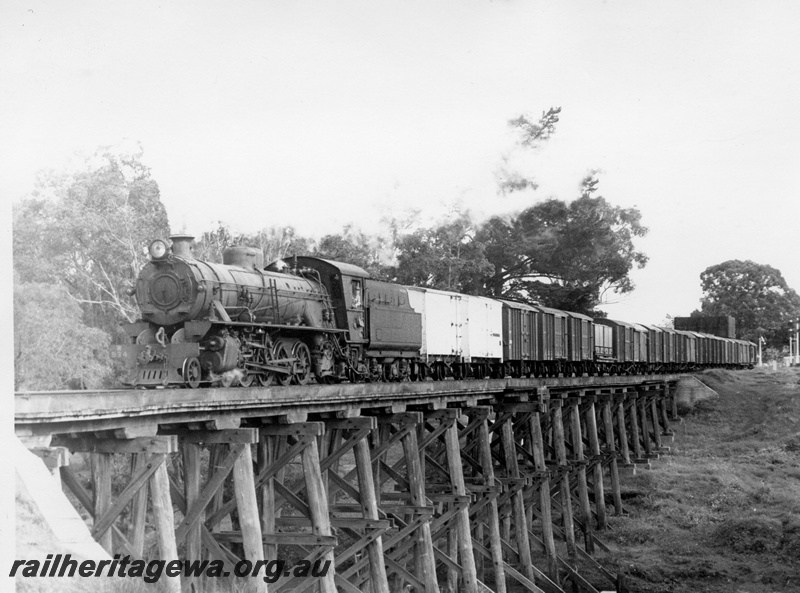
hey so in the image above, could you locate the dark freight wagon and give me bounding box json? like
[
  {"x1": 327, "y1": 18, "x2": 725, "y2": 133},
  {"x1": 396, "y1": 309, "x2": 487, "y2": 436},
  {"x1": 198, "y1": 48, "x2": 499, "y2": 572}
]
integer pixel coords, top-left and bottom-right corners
[
  {"x1": 594, "y1": 323, "x2": 614, "y2": 360},
  {"x1": 594, "y1": 318, "x2": 645, "y2": 373},
  {"x1": 674, "y1": 330, "x2": 697, "y2": 367},
  {"x1": 536, "y1": 306, "x2": 569, "y2": 375},
  {"x1": 637, "y1": 323, "x2": 663, "y2": 372},
  {"x1": 565, "y1": 311, "x2": 594, "y2": 375},
  {"x1": 660, "y1": 326, "x2": 677, "y2": 368},
  {"x1": 500, "y1": 300, "x2": 540, "y2": 377}
]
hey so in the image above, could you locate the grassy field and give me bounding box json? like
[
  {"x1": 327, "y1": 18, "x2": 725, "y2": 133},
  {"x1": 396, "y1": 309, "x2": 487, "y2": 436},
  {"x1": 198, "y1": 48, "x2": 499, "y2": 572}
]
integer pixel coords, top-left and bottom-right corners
[{"x1": 603, "y1": 367, "x2": 800, "y2": 593}]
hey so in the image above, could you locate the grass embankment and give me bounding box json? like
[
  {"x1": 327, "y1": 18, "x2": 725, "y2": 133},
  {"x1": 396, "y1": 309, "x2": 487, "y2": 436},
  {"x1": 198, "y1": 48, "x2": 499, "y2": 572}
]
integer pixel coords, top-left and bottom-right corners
[{"x1": 605, "y1": 367, "x2": 800, "y2": 592}]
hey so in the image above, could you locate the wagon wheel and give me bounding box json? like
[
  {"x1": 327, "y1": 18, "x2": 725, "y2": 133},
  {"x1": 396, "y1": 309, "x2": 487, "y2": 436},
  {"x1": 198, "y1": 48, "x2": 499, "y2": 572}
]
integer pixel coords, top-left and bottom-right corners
[
  {"x1": 472, "y1": 363, "x2": 486, "y2": 380},
  {"x1": 292, "y1": 342, "x2": 312, "y2": 386},
  {"x1": 433, "y1": 362, "x2": 447, "y2": 381},
  {"x1": 273, "y1": 340, "x2": 293, "y2": 386},
  {"x1": 182, "y1": 357, "x2": 202, "y2": 389}
]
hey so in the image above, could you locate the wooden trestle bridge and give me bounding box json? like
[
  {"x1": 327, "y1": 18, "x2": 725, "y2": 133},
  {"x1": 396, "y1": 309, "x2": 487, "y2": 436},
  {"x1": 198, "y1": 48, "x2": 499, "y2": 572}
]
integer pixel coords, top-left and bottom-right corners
[{"x1": 15, "y1": 375, "x2": 682, "y2": 593}]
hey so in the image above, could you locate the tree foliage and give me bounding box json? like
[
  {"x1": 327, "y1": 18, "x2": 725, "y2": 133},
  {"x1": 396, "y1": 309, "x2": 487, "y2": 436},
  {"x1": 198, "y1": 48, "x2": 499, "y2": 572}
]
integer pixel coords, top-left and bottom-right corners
[
  {"x1": 14, "y1": 281, "x2": 111, "y2": 390},
  {"x1": 392, "y1": 212, "x2": 493, "y2": 292},
  {"x1": 193, "y1": 222, "x2": 312, "y2": 265},
  {"x1": 496, "y1": 107, "x2": 561, "y2": 195},
  {"x1": 252, "y1": 226, "x2": 313, "y2": 264},
  {"x1": 191, "y1": 222, "x2": 236, "y2": 263},
  {"x1": 508, "y1": 107, "x2": 562, "y2": 147},
  {"x1": 694, "y1": 260, "x2": 800, "y2": 347},
  {"x1": 13, "y1": 144, "x2": 170, "y2": 334},
  {"x1": 471, "y1": 173, "x2": 648, "y2": 314},
  {"x1": 313, "y1": 225, "x2": 391, "y2": 279},
  {"x1": 13, "y1": 144, "x2": 170, "y2": 389}
]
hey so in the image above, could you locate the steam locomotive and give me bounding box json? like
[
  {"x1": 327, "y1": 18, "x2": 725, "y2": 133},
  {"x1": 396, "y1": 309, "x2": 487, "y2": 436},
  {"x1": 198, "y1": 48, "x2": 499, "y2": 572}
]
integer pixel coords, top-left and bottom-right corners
[{"x1": 111, "y1": 235, "x2": 756, "y2": 388}]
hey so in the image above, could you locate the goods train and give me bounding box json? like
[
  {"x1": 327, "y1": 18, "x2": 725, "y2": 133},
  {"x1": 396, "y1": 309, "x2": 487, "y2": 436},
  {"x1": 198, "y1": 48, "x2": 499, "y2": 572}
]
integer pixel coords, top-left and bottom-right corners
[{"x1": 111, "y1": 236, "x2": 756, "y2": 388}]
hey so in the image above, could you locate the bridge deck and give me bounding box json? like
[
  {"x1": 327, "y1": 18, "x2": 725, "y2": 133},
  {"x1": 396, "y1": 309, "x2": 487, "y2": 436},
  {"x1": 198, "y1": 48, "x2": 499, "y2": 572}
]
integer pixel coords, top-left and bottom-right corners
[{"x1": 16, "y1": 374, "x2": 680, "y2": 439}]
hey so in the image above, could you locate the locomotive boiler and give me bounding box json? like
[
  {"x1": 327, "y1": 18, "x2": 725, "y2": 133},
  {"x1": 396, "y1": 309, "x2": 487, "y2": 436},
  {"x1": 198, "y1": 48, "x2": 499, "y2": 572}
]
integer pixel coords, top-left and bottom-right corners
[
  {"x1": 114, "y1": 235, "x2": 344, "y2": 387},
  {"x1": 113, "y1": 235, "x2": 423, "y2": 388}
]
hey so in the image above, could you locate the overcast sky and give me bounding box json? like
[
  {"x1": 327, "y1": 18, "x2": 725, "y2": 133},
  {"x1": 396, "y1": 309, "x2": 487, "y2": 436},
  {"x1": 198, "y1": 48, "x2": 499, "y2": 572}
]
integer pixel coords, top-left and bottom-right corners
[{"x1": 3, "y1": 0, "x2": 800, "y2": 325}]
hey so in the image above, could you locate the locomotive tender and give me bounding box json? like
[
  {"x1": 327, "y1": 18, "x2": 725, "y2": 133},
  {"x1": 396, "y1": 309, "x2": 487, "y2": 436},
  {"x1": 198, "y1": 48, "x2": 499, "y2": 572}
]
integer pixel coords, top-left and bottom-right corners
[{"x1": 112, "y1": 236, "x2": 756, "y2": 388}]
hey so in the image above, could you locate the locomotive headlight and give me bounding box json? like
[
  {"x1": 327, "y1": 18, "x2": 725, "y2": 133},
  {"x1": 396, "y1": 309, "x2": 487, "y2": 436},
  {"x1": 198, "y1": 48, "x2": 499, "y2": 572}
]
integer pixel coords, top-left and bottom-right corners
[{"x1": 148, "y1": 239, "x2": 168, "y2": 260}]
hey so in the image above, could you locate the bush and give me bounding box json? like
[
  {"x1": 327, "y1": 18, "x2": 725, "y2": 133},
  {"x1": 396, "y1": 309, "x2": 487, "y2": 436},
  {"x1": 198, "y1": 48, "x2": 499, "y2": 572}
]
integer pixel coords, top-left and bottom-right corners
[
  {"x1": 711, "y1": 515, "x2": 782, "y2": 553},
  {"x1": 784, "y1": 433, "x2": 800, "y2": 452},
  {"x1": 780, "y1": 519, "x2": 800, "y2": 558}
]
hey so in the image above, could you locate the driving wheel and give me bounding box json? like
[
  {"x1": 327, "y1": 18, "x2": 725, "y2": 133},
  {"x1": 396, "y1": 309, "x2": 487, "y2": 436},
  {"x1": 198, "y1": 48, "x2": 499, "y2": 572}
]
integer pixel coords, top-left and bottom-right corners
[
  {"x1": 292, "y1": 342, "x2": 312, "y2": 386},
  {"x1": 273, "y1": 340, "x2": 293, "y2": 386}
]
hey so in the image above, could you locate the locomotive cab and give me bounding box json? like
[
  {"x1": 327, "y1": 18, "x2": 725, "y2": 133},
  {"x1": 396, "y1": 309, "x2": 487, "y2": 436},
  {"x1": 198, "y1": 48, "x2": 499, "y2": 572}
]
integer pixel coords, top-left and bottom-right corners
[
  {"x1": 289, "y1": 257, "x2": 371, "y2": 344},
  {"x1": 290, "y1": 257, "x2": 422, "y2": 381}
]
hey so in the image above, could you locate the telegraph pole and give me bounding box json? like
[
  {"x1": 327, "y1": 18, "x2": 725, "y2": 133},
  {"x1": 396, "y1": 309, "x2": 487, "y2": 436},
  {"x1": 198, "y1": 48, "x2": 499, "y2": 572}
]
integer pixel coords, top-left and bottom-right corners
[{"x1": 789, "y1": 319, "x2": 800, "y2": 366}]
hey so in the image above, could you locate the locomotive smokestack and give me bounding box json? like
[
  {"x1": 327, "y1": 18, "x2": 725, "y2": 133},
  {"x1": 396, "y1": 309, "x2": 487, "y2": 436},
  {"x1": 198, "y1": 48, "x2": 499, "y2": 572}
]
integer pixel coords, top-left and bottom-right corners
[{"x1": 170, "y1": 235, "x2": 195, "y2": 258}]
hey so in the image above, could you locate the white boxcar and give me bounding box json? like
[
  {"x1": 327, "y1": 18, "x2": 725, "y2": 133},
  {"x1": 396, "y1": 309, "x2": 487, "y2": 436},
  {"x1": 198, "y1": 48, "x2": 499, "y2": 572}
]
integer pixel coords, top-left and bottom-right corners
[
  {"x1": 465, "y1": 295, "x2": 503, "y2": 362},
  {"x1": 406, "y1": 287, "x2": 466, "y2": 362}
]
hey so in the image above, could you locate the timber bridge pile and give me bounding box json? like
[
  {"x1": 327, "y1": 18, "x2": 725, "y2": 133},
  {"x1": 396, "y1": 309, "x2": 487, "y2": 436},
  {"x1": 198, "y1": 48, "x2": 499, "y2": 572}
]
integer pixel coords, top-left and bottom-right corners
[{"x1": 15, "y1": 374, "x2": 682, "y2": 593}]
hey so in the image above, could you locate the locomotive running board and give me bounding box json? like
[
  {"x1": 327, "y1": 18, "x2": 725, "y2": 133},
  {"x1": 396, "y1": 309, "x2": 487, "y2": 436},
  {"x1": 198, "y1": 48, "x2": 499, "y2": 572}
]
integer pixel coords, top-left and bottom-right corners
[{"x1": 206, "y1": 320, "x2": 347, "y2": 332}]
